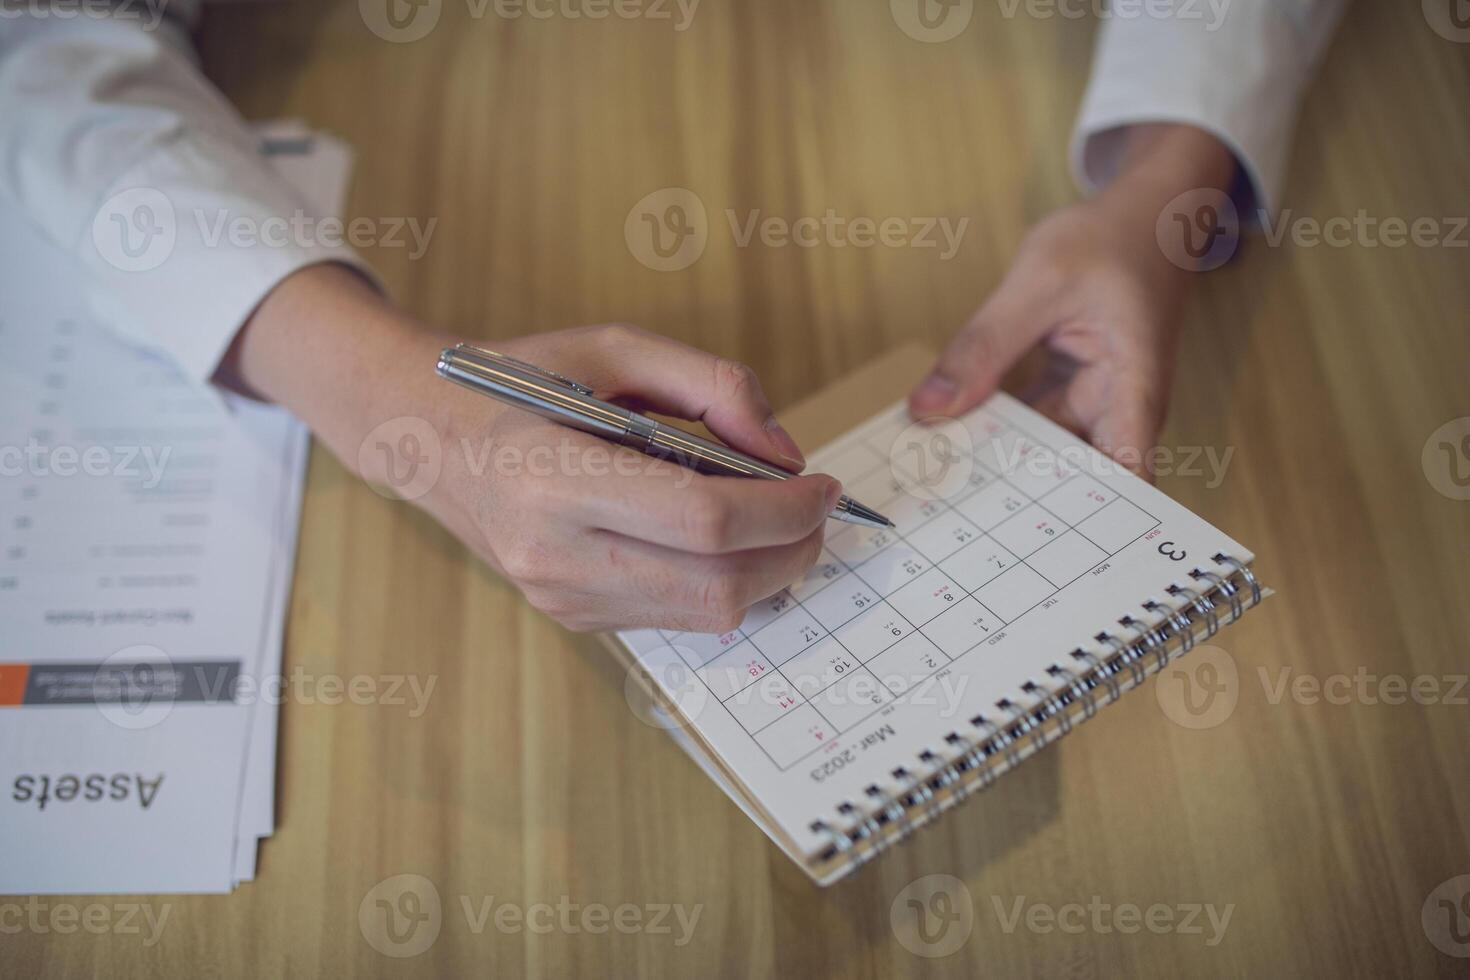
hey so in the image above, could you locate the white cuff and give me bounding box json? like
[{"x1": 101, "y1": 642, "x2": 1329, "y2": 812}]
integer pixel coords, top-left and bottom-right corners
[
  {"x1": 1069, "y1": 2, "x2": 1346, "y2": 221},
  {"x1": 0, "y1": 10, "x2": 379, "y2": 385},
  {"x1": 80, "y1": 133, "x2": 379, "y2": 382}
]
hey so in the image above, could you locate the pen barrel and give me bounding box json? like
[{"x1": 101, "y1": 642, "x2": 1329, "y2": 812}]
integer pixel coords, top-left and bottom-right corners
[
  {"x1": 629, "y1": 418, "x2": 792, "y2": 481},
  {"x1": 437, "y1": 349, "x2": 630, "y2": 441}
]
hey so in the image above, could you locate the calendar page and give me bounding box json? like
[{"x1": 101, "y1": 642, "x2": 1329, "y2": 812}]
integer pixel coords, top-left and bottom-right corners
[{"x1": 616, "y1": 394, "x2": 1252, "y2": 863}]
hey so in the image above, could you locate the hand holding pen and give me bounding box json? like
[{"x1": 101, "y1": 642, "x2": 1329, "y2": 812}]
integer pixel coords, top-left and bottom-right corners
[{"x1": 232, "y1": 269, "x2": 869, "y2": 634}]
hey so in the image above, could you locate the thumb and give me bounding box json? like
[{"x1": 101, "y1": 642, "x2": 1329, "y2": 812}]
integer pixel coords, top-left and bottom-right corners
[{"x1": 909, "y1": 288, "x2": 1051, "y2": 419}]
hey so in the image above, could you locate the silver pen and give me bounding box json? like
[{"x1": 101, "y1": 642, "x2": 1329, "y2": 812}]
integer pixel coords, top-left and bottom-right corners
[{"x1": 436, "y1": 344, "x2": 895, "y2": 530}]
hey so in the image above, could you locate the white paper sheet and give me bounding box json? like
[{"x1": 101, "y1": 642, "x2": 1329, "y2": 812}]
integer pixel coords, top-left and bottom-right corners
[{"x1": 0, "y1": 123, "x2": 353, "y2": 894}]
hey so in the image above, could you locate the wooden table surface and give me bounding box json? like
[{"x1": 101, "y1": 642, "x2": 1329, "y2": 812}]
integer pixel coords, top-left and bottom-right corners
[{"x1": 17, "y1": 1, "x2": 1470, "y2": 977}]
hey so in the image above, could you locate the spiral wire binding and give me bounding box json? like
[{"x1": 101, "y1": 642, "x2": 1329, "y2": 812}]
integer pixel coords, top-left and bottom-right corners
[{"x1": 808, "y1": 553, "x2": 1264, "y2": 875}]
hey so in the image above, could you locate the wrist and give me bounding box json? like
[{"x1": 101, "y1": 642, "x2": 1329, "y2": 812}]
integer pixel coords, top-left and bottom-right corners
[
  {"x1": 219, "y1": 263, "x2": 462, "y2": 477},
  {"x1": 1095, "y1": 123, "x2": 1237, "y2": 220}
]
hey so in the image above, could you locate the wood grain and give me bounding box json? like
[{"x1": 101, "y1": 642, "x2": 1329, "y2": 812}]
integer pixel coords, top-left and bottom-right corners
[{"x1": 12, "y1": 1, "x2": 1470, "y2": 976}]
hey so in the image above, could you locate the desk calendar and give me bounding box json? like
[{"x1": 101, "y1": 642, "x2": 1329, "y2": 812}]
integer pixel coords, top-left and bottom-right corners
[{"x1": 611, "y1": 351, "x2": 1263, "y2": 885}]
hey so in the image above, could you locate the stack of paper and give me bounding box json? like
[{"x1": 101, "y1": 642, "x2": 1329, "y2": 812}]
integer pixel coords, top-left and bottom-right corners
[{"x1": 0, "y1": 124, "x2": 352, "y2": 893}]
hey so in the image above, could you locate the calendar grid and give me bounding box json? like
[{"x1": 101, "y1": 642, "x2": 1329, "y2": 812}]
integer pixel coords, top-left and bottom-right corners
[
  {"x1": 652, "y1": 405, "x2": 1163, "y2": 771},
  {"x1": 751, "y1": 553, "x2": 885, "y2": 743}
]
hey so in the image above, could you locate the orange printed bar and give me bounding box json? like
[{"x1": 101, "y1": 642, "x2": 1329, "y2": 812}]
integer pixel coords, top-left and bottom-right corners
[{"x1": 0, "y1": 664, "x2": 30, "y2": 707}]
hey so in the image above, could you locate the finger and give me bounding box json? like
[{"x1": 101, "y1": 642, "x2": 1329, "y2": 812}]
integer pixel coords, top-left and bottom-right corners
[
  {"x1": 558, "y1": 445, "x2": 842, "y2": 554},
  {"x1": 1089, "y1": 380, "x2": 1167, "y2": 482},
  {"x1": 909, "y1": 283, "x2": 1054, "y2": 419},
  {"x1": 1023, "y1": 385, "x2": 1089, "y2": 441},
  {"x1": 584, "y1": 524, "x2": 827, "y2": 626},
  {"x1": 580, "y1": 324, "x2": 807, "y2": 471},
  {"x1": 521, "y1": 423, "x2": 839, "y2": 552},
  {"x1": 1018, "y1": 354, "x2": 1089, "y2": 439}
]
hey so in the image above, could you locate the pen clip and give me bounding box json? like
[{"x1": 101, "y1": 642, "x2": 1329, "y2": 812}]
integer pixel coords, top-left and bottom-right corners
[{"x1": 457, "y1": 344, "x2": 596, "y2": 396}]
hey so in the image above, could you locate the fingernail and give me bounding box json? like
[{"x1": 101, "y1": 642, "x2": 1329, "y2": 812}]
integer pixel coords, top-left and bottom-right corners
[
  {"x1": 823, "y1": 478, "x2": 844, "y2": 512},
  {"x1": 764, "y1": 415, "x2": 806, "y2": 470},
  {"x1": 912, "y1": 372, "x2": 958, "y2": 412}
]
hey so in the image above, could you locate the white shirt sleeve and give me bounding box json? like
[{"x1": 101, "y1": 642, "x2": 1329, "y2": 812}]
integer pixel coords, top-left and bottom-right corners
[
  {"x1": 0, "y1": 8, "x2": 376, "y2": 383},
  {"x1": 1071, "y1": 0, "x2": 1347, "y2": 218}
]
